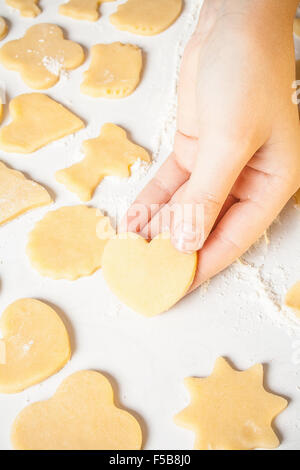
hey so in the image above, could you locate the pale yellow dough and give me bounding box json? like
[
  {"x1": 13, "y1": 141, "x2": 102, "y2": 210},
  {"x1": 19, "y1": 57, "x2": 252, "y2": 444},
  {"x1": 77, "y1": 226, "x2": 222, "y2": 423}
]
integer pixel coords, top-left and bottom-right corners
[
  {"x1": 102, "y1": 233, "x2": 197, "y2": 317},
  {"x1": 0, "y1": 24, "x2": 85, "y2": 90},
  {"x1": 0, "y1": 299, "x2": 71, "y2": 394},
  {"x1": 0, "y1": 17, "x2": 8, "y2": 41},
  {"x1": 81, "y1": 43, "x2": 142, "y2": 98},
  {"x1": 174, "y1": 357, "x2": 287, "y2": 450},
  {"x1": 6, "y1": 0, "x2": 41, "y2": 17},
  {"x1": 0, "y1": 161, "x2": 52, "y2": 226},
  {"x1": 56, "y1": 123, "x2": 151, "y2": 202},
  {"x1": 110, "y1": 0, "x2": 182, "y2": 36},
  {"x1": 11, "y1": 370, "x2": 142, "y2": 450},
  {"x1": 285, "y1": 281, "x2": 300, "y2": 317},
  {"x1": 59, "y1": 0, "x2": 115, "y2": 22},
  {"x1": 27, "y1": 205, "x2": 114, "y2": 280},
  {"x1": 294, "y1": 18, "x2": 300, "y2": 37},
  {"x1": 0, "y1": 93, "x2": 84, "y2": 154}
]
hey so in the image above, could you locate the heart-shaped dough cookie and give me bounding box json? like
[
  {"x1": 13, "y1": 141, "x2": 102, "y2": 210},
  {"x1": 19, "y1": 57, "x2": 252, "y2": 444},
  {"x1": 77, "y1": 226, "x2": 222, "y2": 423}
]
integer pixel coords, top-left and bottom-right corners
[
  {"x1": 102, "y1": 233, "x2": 197, "y2": 317},
  {"x1": 12, "y1": 370, "x2": 142, "y2": 450},
  {"x1": 0, "y1": 299, "x2": 71, "y2": 394}
]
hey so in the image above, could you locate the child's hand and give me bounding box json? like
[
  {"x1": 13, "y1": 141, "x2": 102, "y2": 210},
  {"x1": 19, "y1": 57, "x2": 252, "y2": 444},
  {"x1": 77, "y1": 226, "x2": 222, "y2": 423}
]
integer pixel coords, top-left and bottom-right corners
[{"x1": 121, "y1": 0, "x2": 300, "y2": 291}]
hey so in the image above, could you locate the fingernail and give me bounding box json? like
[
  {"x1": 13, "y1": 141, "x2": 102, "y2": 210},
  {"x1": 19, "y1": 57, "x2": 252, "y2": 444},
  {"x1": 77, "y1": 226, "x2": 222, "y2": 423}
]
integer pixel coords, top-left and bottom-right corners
[{"x1": 172, "y1": 222, "x2": 204, "y2": 253}]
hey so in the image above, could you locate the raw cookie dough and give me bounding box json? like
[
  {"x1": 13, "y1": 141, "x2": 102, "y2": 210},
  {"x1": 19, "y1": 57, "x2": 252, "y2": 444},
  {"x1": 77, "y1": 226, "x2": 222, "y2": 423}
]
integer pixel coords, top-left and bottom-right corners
[
  {"x1": 174, "y1": 357, "x2": 287, "y2": 450},
  {"x1": 59, "y1": 0, "x2": 115, "y2": 22},
  {"x1": 110, "y1": 0, "x2": 182, "y2": 36},
  {"x1": 56, "y1": 123, "x2": 151, "y2": 202},
  {"x1": 294, "y1": 18, "x2": 300, "y2": 37},
  {"x1": 81, "y1": 42, "x2": 142, "y2": 98},
  {"x1": 0, "y1": 24, "x2": 85, "y2": 90},
  {"x1": 11, "y1": 370, "x2": 142, "y2": 450},
  {"x1": 102, "y1": 233, "x2": 197, "y2": 317},
  {"x1": 0, "y1": 93, "x2": 84, "y2": 154},
  {"x1": 0, "y1": 17, "x2": 8, "y2": 41},
  {"x1": 6, "y1": 0, "x2": 41, "y2": 18},
  {"x1": 0, "y1": 299, "x2": 70, "y2": 394},
  {"x1": 27, "y1": 205, "x2": 114, "y2": 280},
  {"x1": 0, "y1": 161, "x2": 52, "y2": 226},
  {"x1": 285, "y1": 282, "x2": 300, "y2": 317}
]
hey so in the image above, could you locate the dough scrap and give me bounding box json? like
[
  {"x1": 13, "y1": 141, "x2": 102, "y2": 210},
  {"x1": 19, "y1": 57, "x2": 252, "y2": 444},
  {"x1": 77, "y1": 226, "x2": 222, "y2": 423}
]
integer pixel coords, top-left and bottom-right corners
[
  {"x1": 0, "y1": 93, "x2": 84, "y2": 154},
  {"x1": 110, "y1": 0, "x2": 182, "y2": 36},
  {"x1": 11, "y1": 370, "x2": 142, "y2": 450},
  {"x1": 56, "y1": 123, "x2": 150, "y2": 202},
  {"x1": 5, "y1": 0, "x2": 41, "y2": 18},
  {"x1": 294, "y1": 18, "x2": 300, "y2": 37},
  {"x1": 0, "y1": 161, "x2": 52, "y2": 226},
  {"x1": 102, "y1": 233, "x2": 197, "y2": 317},
  {"x1": 0, "y1": 17, "x2": 8, "y2": 41},
  {"x1": 285, "y1": 282, "x2": 300, "y2": 317},
  {"x1": 0, "y1": 299, "x2": 70, "y2": 394},
  {"x1": 59, "y1": 0, "x2": 116, "y2": 22},
  {"x1": 174, "y1": 357, "x2": 287, "y2": 450},
  {"x1": 0, "y1": 24, "x2": 85, "y2": 90},
  {"x1": 81, "y1": 42, "x2": 142, "y2": 99},
  {"x1": 27, "y1": 205, "x2": 114, "y2": 280}
]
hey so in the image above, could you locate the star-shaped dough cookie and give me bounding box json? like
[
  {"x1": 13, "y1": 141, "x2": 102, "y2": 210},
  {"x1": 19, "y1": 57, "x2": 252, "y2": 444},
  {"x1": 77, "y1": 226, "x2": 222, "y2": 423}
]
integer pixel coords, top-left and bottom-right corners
[
  {"x1": 175, "y1": 357, "x2": 287, "y2": 450},
  {"x1": 59, "y1": 0, "x2": 115, "y2": 22},
  {"x1": 0, "y1": 24, "x2": 85, "y2": 89},
  {"x1": 56, "y1": 123, "x2": 151, "y2": 201},
  {"x1": 0, "y1": 161, "x2": 52, "y2": 225},
  {"x1": 5, "y1": 0, "x2": 41, "y2": 18},
  {"x1": 0, "y1": 93, "x2": 84, "y2": 154},
  {"x1": 0, "y1": 17, "x2": 8, "y2": 41}
]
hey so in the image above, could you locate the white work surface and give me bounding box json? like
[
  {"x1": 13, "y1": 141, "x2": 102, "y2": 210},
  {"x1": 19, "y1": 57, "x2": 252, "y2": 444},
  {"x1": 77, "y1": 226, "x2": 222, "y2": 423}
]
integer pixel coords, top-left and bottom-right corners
[{"x1": 0, "y1": 0, "x2": 300, "y2": 450}]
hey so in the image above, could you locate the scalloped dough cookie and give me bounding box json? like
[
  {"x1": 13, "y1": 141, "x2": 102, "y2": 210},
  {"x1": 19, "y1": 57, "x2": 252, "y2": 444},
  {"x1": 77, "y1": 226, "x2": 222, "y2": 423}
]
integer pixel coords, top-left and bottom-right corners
[
  {"x1": 0, "y1": 93, "x2": 84, "y2": 154},
  {"x1": 0, "y1": 24, "x2": 84, "y2": 90},
  {"x1": 27, "y1": 205, "x2": 114, "y2": 280},
  {"x1": 0, "y1": 17, "x2": 8, "y2": 41},
  {"x1": 0, "y1": 299, "x2": 71, "y2": 394},
  {"x1": 110, "y1": 0, "x2": 182, "y2": 36},
  {"x1": 12, "y1": 370, "x2": 142, "y2": 450},
  {"x1": 6, "y1": 0, "x2": 41, "y2": 17},
  {"x1": 0, "y1": 161, "x2": 52, "y2": 225},
  {"x1": 59, "y1": 0, "x2": 115, "y2": 22},
  {"x1": 56, "y1": 123, "x2": 151, "y2": 201},
  {"x1": 81, "y1": 43, "x2": 142, "y2": 98}
]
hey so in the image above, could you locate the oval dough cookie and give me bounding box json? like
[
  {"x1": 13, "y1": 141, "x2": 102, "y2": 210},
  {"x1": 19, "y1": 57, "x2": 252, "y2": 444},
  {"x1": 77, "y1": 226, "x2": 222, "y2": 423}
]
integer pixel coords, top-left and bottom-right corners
[
  {"x1": 102, "y1": 233, "x2": 197, "y2": 317},
  {"x1": 0, "y1": 24, "x2": 84, "y2": 90},
  {"x1": 0, "y1": 161, "x2": 52, "y2": 226},
  {"x1": 0, "y1": 299, "x2": 71, "y2": 394},
  {"x1": 5, "y1": 0, "x2": 41, "y2": 18},
  {"x1": 27, "y1": 205, "x2": 114, "y2": 280},
  {"x1": 81, "y1": 43, "x2": 142, "y2": 98},
  {"x1": 110, "y1": 0, "x2": 182, "y2": 36},
  {"x1": 59, "y1": 0, "x2": 116, "y2": 22},
  {"x1": 12, "y1": 370, "x2": 142, "y2": 450},
  {"x1": 0, "y1": 17, "x2": 8, "y2": 41}
]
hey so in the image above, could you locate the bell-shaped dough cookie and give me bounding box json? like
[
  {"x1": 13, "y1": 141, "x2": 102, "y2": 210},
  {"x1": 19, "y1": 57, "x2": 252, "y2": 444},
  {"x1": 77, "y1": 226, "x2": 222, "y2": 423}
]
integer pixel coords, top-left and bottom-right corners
[
  {"x1": 102, "y1": 233, "x2": 197, "y2": 317},
  {"x1": 0, "y1": 24, "x2": 84, "y2": 90},
  {"x1": 174, "y1": 357, "x2": 288, "y2": 450},
  {"x1": 5, "y1": 0, "x2": 41, "y2": 18},
  {"x1": 110, "y1": 0, "x2": 183, "y2": 36},
  {"x1": 27, "y1": 205, "x2": 114, "y2": 280},
  {"x1": 0, "y1": 161, "x2": 52, "y2": 226},
  {"x1": 12, "y1": 370, "x2": 142, "y2": 450},
  {"x1": 0, "y1": 17, "x2": 8, "y2": 41},
  {"x1": 285, "y1": 281, "x2": 300, "y2": 317},
  {"x1": 59, "y1": 0, "x2": 115, "y2": 22},
  {"x1": 81, "y1": 43, "x2": 142, "y2": 98},
  {"x1": 0, "y1": 299, "x2": 71, "y2": 394},
  {"x1": 0, "y1": 93, "x2": 84, "y2": 154},
  {"x1": 56, "y1": 123, "x2": 151, "y2": 202}
]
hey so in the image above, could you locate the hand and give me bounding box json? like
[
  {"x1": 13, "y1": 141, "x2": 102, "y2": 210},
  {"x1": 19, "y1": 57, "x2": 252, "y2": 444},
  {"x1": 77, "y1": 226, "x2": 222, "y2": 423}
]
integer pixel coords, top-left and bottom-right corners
[{"x1": 120, "y1": 0, "x2": 300, "y2": 292}]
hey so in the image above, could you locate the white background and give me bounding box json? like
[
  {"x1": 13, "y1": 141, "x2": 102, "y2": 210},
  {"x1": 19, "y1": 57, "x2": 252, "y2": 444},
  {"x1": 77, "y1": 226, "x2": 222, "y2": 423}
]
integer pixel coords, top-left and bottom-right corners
[{"x1": 0, "y1": 0, "x2": 300, "y2": 450}]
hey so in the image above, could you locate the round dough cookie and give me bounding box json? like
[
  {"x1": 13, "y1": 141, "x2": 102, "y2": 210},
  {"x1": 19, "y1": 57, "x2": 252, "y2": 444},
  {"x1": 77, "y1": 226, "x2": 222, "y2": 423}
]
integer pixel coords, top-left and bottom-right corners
[
  {"x1": 110, "y1": 0, "x2": 182, "y2": 36},
  {"x1": 27, "y1": 205, "x2": 114, "y2": 280},
  {"x1": 0, "y1": 17, "x2": 8, "y2": 41}
]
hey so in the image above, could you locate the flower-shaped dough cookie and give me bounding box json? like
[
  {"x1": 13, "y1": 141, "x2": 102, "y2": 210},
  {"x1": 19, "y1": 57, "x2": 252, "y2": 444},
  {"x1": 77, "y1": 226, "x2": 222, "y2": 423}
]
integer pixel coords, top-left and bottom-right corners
[
  {"x1": 110, "y1": 0, "x2": 183, "y2": 36},
  {"x1": 0, "y1": 161, "x2": 52, "y2": 225},
  {"x1": 81, "y1": 43, "x2": 142, "y2": 98},
  {"x1": 59, "y1": 0, "x2": 115, "y2": 22},
  {"x1": 0, "y1": 17, "x2": 8, "y2": 41},
  {"x1": 6, "y1": 0, "x2": 41, "y2": 18},
  {"x1": 56, "y1": 123, "x2": 151, "y2": 201},
  {"x1": 0, "y1": 299, "x2": 71, "y2": 394},
  {"x1": 0, "y1": 93, "x2": 84, "y2": 154},
  {"x1": 175, "y1": 357, "x2": 288, "y2": 450},
  {"x1": 0, "y1": 24, "x2": 85, "y2": 89},
  {"x1": 11, "y1": 370, "x2": 143, "y2": 450}
]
